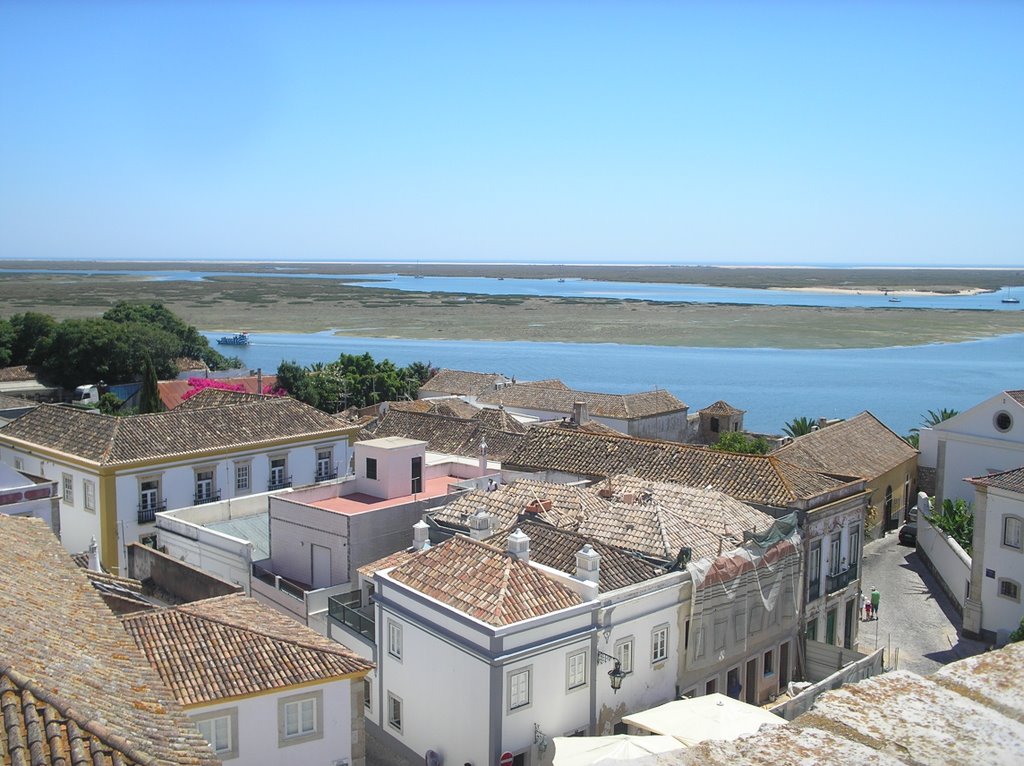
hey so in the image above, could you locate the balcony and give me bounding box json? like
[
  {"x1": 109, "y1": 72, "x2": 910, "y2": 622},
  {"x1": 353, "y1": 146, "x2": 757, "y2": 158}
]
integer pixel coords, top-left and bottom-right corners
[
  {"x1": 137, "y1": 499, "x2": 167, "y2": 524},
  {"x1": 252, "y1": 563, "x2": 306, "y2": 600},
  {"x1": 827, "y1": 565, "x2": 858, "y2": 594},
  {"x1": 268, "y1": 476, "x2": 293, "y2": 491},
  {"x1": 193, "y1": 489, "x2": 221, "y2": 505},
  {"x1": 315, "y1": 469, "x2": 338, "y2": 483},
  {"x1": 328, "y1": 592, "x2": 375, "y2": 642}
]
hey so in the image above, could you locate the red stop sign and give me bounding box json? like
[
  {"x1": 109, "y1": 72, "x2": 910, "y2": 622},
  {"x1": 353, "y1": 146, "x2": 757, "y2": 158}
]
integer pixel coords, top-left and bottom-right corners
[{"x1": 499, "y1": 752, "x2": 514, "y2": 766}]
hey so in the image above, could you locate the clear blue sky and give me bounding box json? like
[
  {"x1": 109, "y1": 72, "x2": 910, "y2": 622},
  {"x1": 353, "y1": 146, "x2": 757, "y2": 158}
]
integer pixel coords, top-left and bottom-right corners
[{"x1": 1, "y1": 1, "x2": 1022, "y2": 266}]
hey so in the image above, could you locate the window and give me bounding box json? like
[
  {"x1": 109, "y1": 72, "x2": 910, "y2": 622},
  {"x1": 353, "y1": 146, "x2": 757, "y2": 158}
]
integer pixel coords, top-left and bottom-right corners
[
  {"x1": 651, "y1": 625, "x2": 668, "y2": 663},
  {"x1": 387, "y1": 692, "x2": 403, "y2": 732},
  {"x1": 713, "y1": 619, "x2": 727, "y2": 651},
  {"x1": 195, "y1": 469, "x2": 215, "y2": 502},
  {"x1": 141, "y1": 479, "x2": 160, "y2": 510},
  {"x1": 1004, "y1": 516, "x2": 1023, "y2": 550},
  {"x1": 363, "y1": 679, "x2": 372, "y2": 709},
  {"x1": 388, "y1": 621, "x2": 402, "y2": 660},
  {"x1": 83, "y1": 479, "x2": 95, "y2": 512},
  {"x1": 509, "y1": 668, "x2": 531, "y2": 710},
  {"x1": 999, "y1": 579, "x2": 1021, "y2": 602},
  {"x1": 808, "y1": 542, "x2": 822, "y2": 600},
  {"x1": 62, "y1": 473, "x2": 73, "y2": 505},
  {"x1": 269, "y1": 457, "x2": 288, "y2": 489},
  {"x1": 278, "y1": 691, "x2": 322, "y2": 746},
  {"x1": 684, "y1": 619, "x2": 691, "y2": 651},
  {"x1": 316, "y1": 448, "x2": 333, "y2": 480},
  {"x1": 235, "y1": 462, "x2": 250, "y2": 492},
  {"x1": 805, "y1": 618, "x2": 818, "y2": 642},
  {"x1": 194, "y1": 710, "x2": 237, "y2": 759},
  {"x1": 14, "y1": 458, "x2": 23, "y2": 470},
  {"x1": 614, "y1": 638, "x2": 634, "y2": 674},
  {"x1": 567, "y1": 651, "x2": 587, "y2": 690},
  {"x1": 995, "y1": 411, "x2": 1013, "y2": 432},
  {"x1": 829, "y1": 533, "x2": 842, "y2": 576},
  {"x1": 710, "y1": 416, "x2": 720, "y2": 433},
  {"x1": 366, "y1": 457, "x2": 378, "y2": 480},
  {"x1": 705, "y1": 678, "x2": 717, "y2": 695},
  {"x1": 848, "y1": 526, "x2": 861, "y2": 576},
  {"x1": 763, "y1": 649, "x2": 774, "y2": 676}
]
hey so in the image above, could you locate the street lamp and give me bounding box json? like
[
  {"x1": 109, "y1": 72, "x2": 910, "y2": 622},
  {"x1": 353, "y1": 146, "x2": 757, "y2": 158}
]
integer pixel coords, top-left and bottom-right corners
[{"x1": 597, "y1": 650, "x2": 626, "y2": 693}]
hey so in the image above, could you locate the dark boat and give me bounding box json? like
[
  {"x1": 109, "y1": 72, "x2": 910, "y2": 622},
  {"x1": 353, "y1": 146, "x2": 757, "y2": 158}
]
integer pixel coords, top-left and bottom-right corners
[{"x1": 216, "y1": 331, "x2": 251, "y2": 346}]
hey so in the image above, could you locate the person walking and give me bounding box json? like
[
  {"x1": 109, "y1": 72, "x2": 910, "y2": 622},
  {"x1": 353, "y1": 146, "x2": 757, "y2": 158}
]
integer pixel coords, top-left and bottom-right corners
[
  {"x1": 863, "y1": 594, "x2": 872, "y2": 621},
  {"x1": 870, "y1": 586, "x2": 880, "y2": 619}
]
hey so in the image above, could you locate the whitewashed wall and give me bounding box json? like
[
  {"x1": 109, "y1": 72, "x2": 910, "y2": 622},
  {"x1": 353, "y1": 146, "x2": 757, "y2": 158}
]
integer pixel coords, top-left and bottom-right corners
[{"x1": 917, "y1": 512, "x2": 971, "y2": 610}]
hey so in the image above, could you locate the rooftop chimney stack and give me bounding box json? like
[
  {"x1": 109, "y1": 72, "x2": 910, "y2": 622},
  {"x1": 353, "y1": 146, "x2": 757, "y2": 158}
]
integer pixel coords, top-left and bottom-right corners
[
  {"x1": 575, "y1": 543, "x2": 600, "y2": 585},
  {"x1": 573, "y1": 401, "x2": 589, "y2": 425},
  {"x1": 87, "y1": 536, "x2": 101, "y2": 572},
  {"x1": 479, "y1": 437, "x2": 488, "y2": 475},
  {"x1": 413, "y1": 520, "x2": 431, "y2": 551},
  {"x1": 507, "y1": 528, "x2": 530, "y2": 562},
  {"x1": 468, "y1": 509, "x2": 493, "y2": 540}
]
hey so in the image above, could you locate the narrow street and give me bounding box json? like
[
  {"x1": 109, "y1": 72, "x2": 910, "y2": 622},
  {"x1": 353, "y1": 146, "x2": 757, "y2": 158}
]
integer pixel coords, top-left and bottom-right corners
[{"x1": 858, "y1": 531, "x2": 988, "y2": 675}]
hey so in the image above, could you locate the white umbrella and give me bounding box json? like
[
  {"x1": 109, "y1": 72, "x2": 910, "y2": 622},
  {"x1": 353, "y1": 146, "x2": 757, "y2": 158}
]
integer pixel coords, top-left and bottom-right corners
[
  {"x1": 621, "y1": 693, "x2": 783, "y2": 746},
  {"x1": 552, "y1": 734, "x2": 685, "y2": 766}
]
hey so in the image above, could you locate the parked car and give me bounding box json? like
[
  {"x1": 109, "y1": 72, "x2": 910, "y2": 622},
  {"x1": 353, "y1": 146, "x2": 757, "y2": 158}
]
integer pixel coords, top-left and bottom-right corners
[{"x1": 898, "y1": 522, "x2": 918, "y2": 546}]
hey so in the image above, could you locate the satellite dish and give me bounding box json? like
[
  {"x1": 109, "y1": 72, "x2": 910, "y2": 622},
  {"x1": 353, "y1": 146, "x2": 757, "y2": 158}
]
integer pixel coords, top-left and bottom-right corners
[{"x1": 425, "y1": 750, "x2": 443, "y2": 766}]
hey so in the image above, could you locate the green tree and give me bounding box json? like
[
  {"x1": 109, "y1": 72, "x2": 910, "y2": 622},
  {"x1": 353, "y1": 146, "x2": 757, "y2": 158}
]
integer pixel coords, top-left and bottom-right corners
[
  {"x1": 139, "y1": 356, "x2": 162, "y2": 413},
  {"x1": 711, "y1": 431, "x2": 771, "y2": 455},
  {"x1": 1009, "y1": 616, "x2": 1024, "y2": 643},
  {"x1": 103, "y1": 301, "x2": 238, "y2": 371},
  {"x1": 920, "y1": 408, "x2": 959, "y2": 428},
  {"x1": 8, "y1": 312, "x2": 57, "y2": 365},
  {"x1": 0, "y1": 318, "x2": 14, "y2": 367},
  {"x1": 783, "y1": 416, "x2": 816, "y2": 438},
  {"x1": 97, "y1": 392, "x2": 123, "y2": 415}
]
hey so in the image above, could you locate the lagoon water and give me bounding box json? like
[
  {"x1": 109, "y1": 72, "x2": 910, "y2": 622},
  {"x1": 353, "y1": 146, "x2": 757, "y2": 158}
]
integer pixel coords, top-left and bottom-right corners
[{"x1": 205, "y1": 330, "x2": 1024, "y2": 437}]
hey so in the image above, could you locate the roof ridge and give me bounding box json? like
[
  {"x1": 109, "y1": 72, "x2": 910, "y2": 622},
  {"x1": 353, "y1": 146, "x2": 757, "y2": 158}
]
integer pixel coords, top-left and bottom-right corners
[
  {"x1": 494, "y1": 552, "x2": 516, "y2": 624},
  {"x1": 0, "y1": 663, "x2": 161, "y2": 766}
]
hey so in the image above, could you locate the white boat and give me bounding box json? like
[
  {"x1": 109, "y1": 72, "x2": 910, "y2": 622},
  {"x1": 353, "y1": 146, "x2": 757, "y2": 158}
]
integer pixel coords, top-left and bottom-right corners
[{"x1": 1002, "y1": 287, "x2": 1020, "y2": 304}]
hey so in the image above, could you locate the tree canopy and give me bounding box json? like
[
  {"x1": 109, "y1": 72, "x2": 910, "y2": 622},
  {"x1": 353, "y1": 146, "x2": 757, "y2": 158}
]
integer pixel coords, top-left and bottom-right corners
[
  {"x1": 0, "y1": 303, "x2": 240, "y2": 389},
  {"x1": 710, "y1": 431, "x2": 772, "y2": 455},
  {"x1": 276, "y1": 355, "x2": 438, "y2": 413},
  {"x1": 782, "y1": 416, "x2": 816, "y2": 438}
]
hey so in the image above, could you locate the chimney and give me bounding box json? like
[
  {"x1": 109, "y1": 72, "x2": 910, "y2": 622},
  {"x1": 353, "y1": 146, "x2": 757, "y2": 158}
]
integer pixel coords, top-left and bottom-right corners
[
  {"x1": 468, "y1": 508, "x2": 493, "y2": 540},
  {"x1": 507, "y1": 528, "x2": 530, "y2": 562},
  {"x1": 413, "y1": 520, "x2": 431, "y2": 551},
  {"x1": 573, "y1": 401, "x2": 589, "y2": 425},
  {"x1": 478, "y1": 437, "x2": 488, "y2": 475},
  {"x1": 256, "y1": 367, "x2": 263, "y2": 394},
  {"x1": 87, "y1": 536, "x2": 101, "y2": 572},
  {"x1": 575, "y1": 544, "x2": 600, "y2": 585}
]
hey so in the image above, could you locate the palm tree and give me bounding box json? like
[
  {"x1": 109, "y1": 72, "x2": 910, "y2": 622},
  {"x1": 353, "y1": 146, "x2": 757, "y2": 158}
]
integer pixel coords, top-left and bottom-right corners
[
  {"x1": 920, "y1": 408, "x2": 959, "y2": 427},
  {"x1": 783, "y1": 416, "x2": 816, "y2": 438}
]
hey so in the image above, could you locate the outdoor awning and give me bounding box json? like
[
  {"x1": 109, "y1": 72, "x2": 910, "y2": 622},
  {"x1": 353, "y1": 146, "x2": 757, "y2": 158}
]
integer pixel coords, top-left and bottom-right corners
[
  {"x1": 621, "y1": 693, "x2": 784, "y2": 746},
  {"x1": 552, "y1": 734, "x2": 685, "y2": 766}
]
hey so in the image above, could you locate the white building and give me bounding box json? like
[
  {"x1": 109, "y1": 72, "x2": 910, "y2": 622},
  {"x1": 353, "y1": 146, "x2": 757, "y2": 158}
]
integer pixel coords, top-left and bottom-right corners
[
  {"x1": 919, "y1": 389, "x2": 1024, "y2": 506},
  {"x1": 123, "y1": 593, "x2": 374, "y2": 766},
  {"x1": 0, "y1": 459, "x2": 60, "y2": 534},
  {"x1": 0, "y1": 389, "x2": 358, "y2": 571},
  {"x1": 962, "y1": 467, "x2": 1024, "y2": 642}
]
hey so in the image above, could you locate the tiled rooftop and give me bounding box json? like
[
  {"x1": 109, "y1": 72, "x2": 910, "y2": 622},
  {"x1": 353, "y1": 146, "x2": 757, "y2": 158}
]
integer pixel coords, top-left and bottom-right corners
[
  {"x1": 0, "y1": 392, "x2": 37, "y2": 410},
  {"x1": 0, "y1": 390, "x2": 354, "y2": 466},
  {"x1": 0, "y1": 365, "x2": 36, "y2": 383},
  {"x1": 534, "y1": 417, "x2": 623, "y2": 436},
  {"x1": 1008, "y1": 390, "x2": 1024, "y2": 406},
  {"x1": 501, "y1": 428, "x2": 852, "y2": 508},
  {"x1": 654, "y1": 641, "x2": 1024, "y2": 765},
  {"x1": 698, "y1": 400, "x2": 745, "y2": 415},
  {"x1": 476, "y1": 383, "x2": 687, "y2": 419},
  {"x1": 356, "y1": 548, "x2": 422, "y2": 580},
  {"x1": 386, "y1": 535, "x2": 583, "y2": 626},
  {"x1": 774, "y1": 411, "x2": 917, "y2": 479},
  {"x1": 122, "y1": 594, "x2": 373, "y2": 707},
  {"x1": 967, "y1": 465, "x2": 1024, "y2": 494},
  {"x1": 485, "y1": 520, "x2": 663, "y2": 590},
  {"x1": 161, "y1": 375, "x2": 279, "y2": 410},
  {"x1": 430, "y1": 478, "x2": 606, "y2": 532},
  {"x1": 389, "y1": 398, "x2": 482, "y2": 419},
  {"x1": 419, "y1": 369, "x2": 510, "y2": 396},
  {"x1": 0, "y1": 515, "x2": 218, "y2": 765},
  {"x1": 369, "y1": 408, "x2": 526, "y2": 460}
]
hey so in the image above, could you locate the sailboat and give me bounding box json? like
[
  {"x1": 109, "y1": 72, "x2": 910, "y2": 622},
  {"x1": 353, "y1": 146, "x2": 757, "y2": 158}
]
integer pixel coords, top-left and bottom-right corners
[{"x1": 1002, "y1": 286, "x2": 1020, "y2": 304}]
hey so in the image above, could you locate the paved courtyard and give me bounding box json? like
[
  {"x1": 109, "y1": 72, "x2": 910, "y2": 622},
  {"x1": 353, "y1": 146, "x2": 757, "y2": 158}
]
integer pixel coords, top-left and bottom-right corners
[{"x1": 858, "y1": 531, "x2": 988, "y2": 675}]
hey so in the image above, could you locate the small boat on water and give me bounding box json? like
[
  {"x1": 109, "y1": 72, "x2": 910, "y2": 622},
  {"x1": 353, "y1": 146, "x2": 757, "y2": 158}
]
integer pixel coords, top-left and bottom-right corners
[
  {"x1": 888, "y1": 297, "x2": 901, "y2": 303},
  {"x1": 1002, "y1": 287, "x2": 1020, "y2": 304},
  {"x1": 216, "y1": 331, "x2": 251, "y2": 346}
]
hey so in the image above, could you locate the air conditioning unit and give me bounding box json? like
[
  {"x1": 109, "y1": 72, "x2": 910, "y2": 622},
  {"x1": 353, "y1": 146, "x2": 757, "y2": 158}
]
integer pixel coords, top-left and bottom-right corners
[{"x1": 332, "y1": 759, "x2": 349, "y2": 766}]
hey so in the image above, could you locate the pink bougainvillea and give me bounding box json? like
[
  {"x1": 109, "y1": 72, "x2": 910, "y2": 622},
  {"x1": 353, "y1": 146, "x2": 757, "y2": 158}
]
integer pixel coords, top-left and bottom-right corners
[{"x1": 181, "y1": 377, "x2": 246, "y2": 401}]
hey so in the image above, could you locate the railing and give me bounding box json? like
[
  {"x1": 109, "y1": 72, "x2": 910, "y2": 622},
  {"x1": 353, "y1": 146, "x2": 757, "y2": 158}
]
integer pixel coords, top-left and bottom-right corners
[
  {"x1": 268, "y1": 476, "x2": 293, "y2": 491},
  {"x1": 328, "y1": 593, "x2": 375, "y2": 641},
  {"x1": 194, "y1": 490, "x2": 221, "y2": 505},
  {"x1": 827, "y1": 565, "x2": 858, "y2": 594},
  {"x1": 137, "y1": 499, "x2": 167, "y2": 524},
  {"x1": 251, "y1": 563, "x2": 306, "y2": 600},
  {"x1": 807, "y1": 580, "x2": 821, "y2": 603},
  {"x1": 315, "y1": 468, "x2": 338, "y2": 482}
]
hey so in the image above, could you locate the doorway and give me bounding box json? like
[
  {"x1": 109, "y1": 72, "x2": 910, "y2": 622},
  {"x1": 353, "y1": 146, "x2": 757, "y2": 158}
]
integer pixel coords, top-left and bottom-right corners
[
  {"x1": 826, "y1": 608, "x2": 837, "y2": 645},
  {"x1": 844, "y1": 599, "x2": 855, "y2": 649},
  {"x1": 411, "y1": 456, "x2": 423, "y2": 494},
  {"x1": 311, "y1": 544, "x2": 331, "y2": 589},
  {"x1": 779, "y1": 642, "x2": 790, "y2": 687},
  {"x1": 745, "y1": 659, "x2": 757, "y2": 705}
]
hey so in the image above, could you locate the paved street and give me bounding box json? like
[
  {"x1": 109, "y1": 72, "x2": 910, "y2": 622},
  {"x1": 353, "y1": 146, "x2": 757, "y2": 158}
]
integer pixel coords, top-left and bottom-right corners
[{"x1": 858, "y1": 531, "x2": 988, "y2": 675}]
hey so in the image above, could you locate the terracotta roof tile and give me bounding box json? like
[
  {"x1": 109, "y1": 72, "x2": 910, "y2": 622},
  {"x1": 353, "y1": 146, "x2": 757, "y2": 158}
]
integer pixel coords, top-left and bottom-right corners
[
  {"x1": 774, "y1": 411, "x2": 917, "y2": 479},
  {"x1": 357, "y1": 549, "x2": 422, "y2": 580},
  {"x1": 534, "y1": 418, "x2": 623, "y2": 436},
  {"x1": 387, "y1": 536, "x2": 582, "y2": 625},
  {"x1": 122, "y1": 593, "x2": 372, "y2": 707},
  {"x1": 485, "y1": 520, "x2": 662, "y2": 590},
  {"x1": 0, "y1": 366, "x2": 36, "y2": 383},
  {"x1": 390, "y1": 398, "x2": 482, "y2": 419},
  {"x1": 160, "y1": 376, "x2": 279, "y2": 410},
  {"x1": 502, "y1": 428, "x2": 849, "y2": 508},
  {"x1": 698, "y1": 400, "x2": 745, "y2": 415},
  {"x1": 419, "y1": 369, "x2": 510, "y2": 396},
  {"x1": 0, "y1": 392, "x2": 37, "y2": 410},
  {"x1": 1, "y1": 391, "x2": 353, "y2": 466},
  {"x1": 0, "y1": 515, "x2": 218, "y2": 765},
  {"x1": 966, "y1": 465, "x2": 1024, "y2": 493},
  {"x1": 1007, "y1": 389, "x2": 1024, "y2": 406},
  {"x1": 477, "y1": 384, "x2": 687, "y2": 419},
  {"x1": 370, "y1": 409, "x2": 525, "y2": 460},
  {"x1": 431, "y1": 479, "x2": 606, "y2": 532}
]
